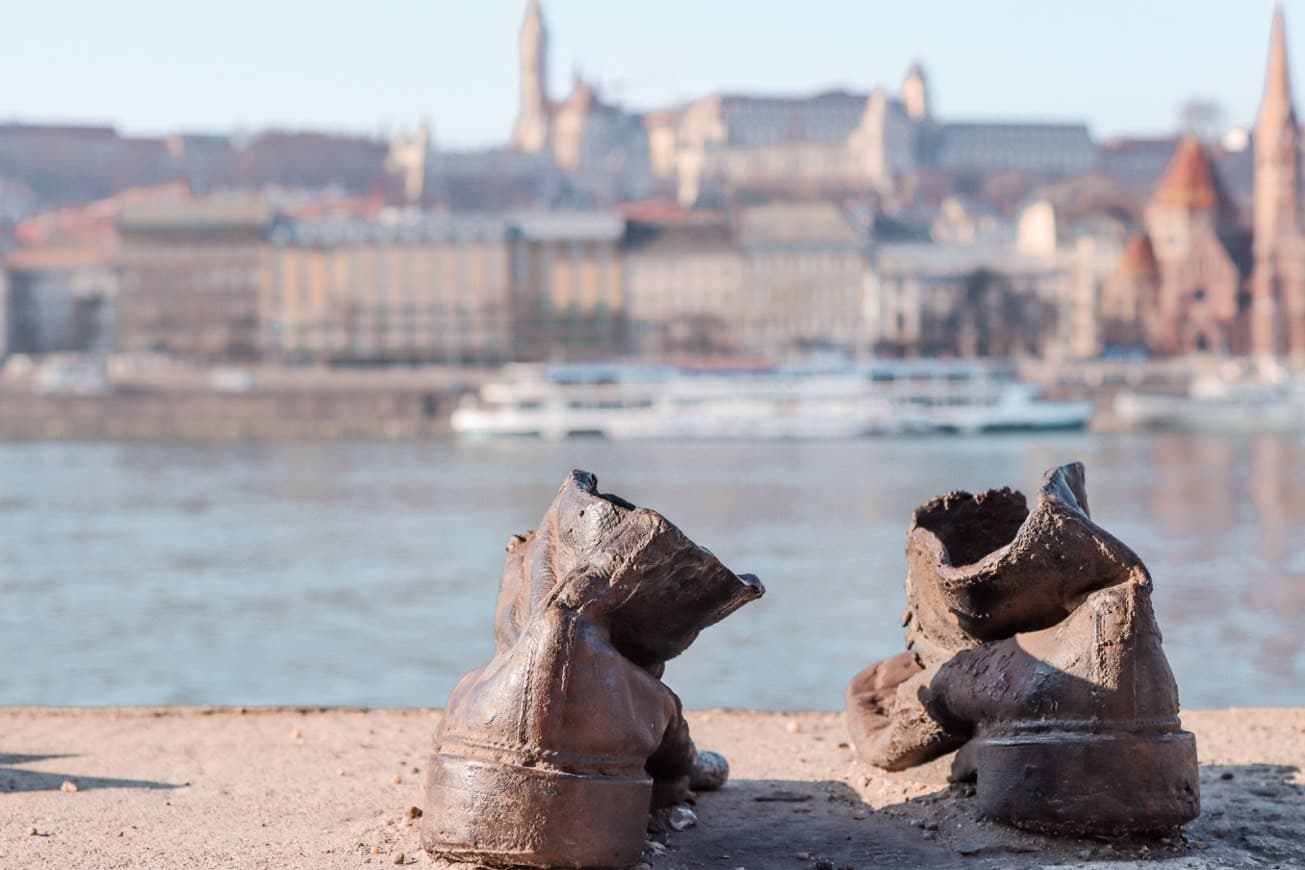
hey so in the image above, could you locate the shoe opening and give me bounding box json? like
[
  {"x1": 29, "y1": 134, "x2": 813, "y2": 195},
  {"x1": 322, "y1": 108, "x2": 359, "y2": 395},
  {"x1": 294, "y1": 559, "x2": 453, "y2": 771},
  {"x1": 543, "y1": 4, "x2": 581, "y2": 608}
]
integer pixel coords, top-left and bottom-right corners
[{"x1": 913, "y1": 487, "x2": 1029, "y2": 567}]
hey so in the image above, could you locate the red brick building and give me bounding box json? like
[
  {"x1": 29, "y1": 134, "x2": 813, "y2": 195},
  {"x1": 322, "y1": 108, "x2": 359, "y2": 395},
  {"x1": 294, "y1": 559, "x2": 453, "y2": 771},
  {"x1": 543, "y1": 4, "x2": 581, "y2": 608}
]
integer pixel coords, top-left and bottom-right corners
[{"x1": 1107, "y1": 6, "x2": 1305, "y2": 358}]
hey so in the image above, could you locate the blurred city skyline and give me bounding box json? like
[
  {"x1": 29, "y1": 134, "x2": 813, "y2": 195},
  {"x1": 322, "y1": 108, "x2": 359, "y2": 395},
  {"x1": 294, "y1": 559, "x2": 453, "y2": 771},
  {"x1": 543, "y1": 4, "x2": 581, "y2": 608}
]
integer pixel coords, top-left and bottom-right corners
[{"x1": 0, "y1": 0, "x2": 1294, "y2": 145}]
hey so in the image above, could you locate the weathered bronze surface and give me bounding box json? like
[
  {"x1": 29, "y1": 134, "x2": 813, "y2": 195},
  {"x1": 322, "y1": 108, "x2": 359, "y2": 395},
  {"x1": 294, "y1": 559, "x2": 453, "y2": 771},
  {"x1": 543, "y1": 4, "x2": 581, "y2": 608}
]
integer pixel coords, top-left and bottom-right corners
[
  {"x1": 847, "y1": 462, "x2": 1200, "y2": 834},
  {"x1": 423, "y1": 470, "x2": 764, "y2": 868}
]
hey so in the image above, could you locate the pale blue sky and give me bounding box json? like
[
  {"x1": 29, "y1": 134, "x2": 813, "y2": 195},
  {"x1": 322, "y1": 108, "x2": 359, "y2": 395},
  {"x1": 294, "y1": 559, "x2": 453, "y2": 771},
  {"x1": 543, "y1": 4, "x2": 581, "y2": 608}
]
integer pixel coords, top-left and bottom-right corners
[{"x1": 0, "y1": 1, "x2": 1294, "y2": 146}]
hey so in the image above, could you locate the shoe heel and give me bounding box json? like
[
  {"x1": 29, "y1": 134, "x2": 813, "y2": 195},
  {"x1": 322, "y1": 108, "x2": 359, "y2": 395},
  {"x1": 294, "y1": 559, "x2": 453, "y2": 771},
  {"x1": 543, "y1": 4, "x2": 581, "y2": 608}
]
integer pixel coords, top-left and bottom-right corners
[
  {"x1": 970, "y1": 727, "x2": 1200, "y2": 833},
  {"x1": 422, "y1": 753, "x2": 653, "y2": 868}
]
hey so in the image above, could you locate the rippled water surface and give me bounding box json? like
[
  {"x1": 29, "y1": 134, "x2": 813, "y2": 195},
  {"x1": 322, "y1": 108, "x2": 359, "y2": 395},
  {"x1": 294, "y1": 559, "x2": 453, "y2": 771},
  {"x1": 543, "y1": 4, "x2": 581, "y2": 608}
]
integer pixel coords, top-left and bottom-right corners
[{"x1": 3, "y1": 434, "x2": 1303, "y2": 710}]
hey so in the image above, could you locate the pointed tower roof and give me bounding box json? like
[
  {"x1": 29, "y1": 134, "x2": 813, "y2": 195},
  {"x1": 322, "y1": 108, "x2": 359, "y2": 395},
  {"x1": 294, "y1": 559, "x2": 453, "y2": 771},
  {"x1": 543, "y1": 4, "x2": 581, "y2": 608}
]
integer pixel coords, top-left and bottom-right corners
[
  {"x1": 561, "y1": 74, "x2": 599, "y2": 113},
  {"x1": 1151, "y1": 138, "x2": 1223, "y2": 210},
  {"x1": 1258, "y1": 4, "x2": 1296, "y2": 129},
  {"x1": 1116, "y1": 232, "x2": 1159, "y2": 277},
  {"x1": 900, "y1": 61, "x2": 931, "y2": 122},
  {"x1": 520, "y1": 0, "x2": 545, "y2": 42}
]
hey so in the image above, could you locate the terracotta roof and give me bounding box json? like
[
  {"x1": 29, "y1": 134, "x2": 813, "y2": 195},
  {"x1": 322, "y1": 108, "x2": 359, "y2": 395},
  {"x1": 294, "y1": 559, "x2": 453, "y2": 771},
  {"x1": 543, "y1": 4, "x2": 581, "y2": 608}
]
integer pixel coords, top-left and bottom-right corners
[
  {"x1": 282, "y1": 194, "x2": 385, "y2": 221},
  {"x1": 1116, "y1": 233, "x2": 1158, "y2": 276},
  {"x1": 1151, "y1": 138, "x2": 1222, "y2": 209},
  {"x1": 15, "y1": 183, "x2": 190, "y2": 246},
  {"x1": 6, "y1": 244, "x2": 112, "y2": 271},
  {"x1": 617, "y1": 199, "x2": 694, "y2": 222}
]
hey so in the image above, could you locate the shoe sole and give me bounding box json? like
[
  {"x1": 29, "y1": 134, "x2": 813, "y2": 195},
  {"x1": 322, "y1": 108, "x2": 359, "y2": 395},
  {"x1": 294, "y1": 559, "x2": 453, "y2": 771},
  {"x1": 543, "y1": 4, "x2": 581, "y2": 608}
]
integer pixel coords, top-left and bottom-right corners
[{"x1": 968, "y1": 727, "x2": 1200, "y2": 834}]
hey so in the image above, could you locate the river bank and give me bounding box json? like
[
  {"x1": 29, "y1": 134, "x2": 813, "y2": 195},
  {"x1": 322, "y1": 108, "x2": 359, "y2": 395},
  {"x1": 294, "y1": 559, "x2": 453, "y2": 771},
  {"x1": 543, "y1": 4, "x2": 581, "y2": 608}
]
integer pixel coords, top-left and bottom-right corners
[{"x1": 2, "y1": 707, "x2": 1302, "y2": 868}]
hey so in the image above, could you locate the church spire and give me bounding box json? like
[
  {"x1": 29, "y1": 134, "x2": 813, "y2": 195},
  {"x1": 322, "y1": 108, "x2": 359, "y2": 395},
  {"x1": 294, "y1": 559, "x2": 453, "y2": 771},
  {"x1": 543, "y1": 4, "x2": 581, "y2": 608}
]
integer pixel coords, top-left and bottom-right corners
[
  {"x1": 1254, "y1": 2, "x2": 1302, "y2": 250},
  {"x1": 511, "y1": 0, "x2": 550, "y2": 153},
  {"x1": 1250, "y1": 3, "x2": 1305, "y2": 357},
  {"x1": 524, "y1": 0, "x2": 542, "y2": 28},
  {"x1": 1259, "y1": 4, "x2": 1296, "y2": 131}
]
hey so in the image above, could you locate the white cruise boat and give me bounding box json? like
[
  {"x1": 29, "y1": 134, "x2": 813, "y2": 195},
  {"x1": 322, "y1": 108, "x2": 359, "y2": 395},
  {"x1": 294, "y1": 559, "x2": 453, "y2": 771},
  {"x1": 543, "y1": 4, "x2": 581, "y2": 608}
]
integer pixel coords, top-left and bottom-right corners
[
  {"x1": 450, "y1": 361, "x2": 1093, "y2": 440},
  {"x1": 1114, "y1": 361, "x2": 1305, "y2": 432}
]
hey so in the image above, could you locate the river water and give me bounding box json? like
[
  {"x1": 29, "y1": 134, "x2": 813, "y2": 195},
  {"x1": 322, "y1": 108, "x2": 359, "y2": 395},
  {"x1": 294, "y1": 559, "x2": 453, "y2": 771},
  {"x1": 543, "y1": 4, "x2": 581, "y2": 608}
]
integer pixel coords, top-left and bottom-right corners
[{"x1": 2, "y1": 433, "x2": 1303, "y2": 711}]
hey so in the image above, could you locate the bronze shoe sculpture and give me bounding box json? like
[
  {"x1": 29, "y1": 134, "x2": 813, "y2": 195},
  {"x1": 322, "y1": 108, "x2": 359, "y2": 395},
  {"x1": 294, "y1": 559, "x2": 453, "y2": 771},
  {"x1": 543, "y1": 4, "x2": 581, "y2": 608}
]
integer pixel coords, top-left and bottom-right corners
[
  {"x1": 846, "y1": 463, "x2": 1199, "y2": 834},
  {"x1": 423, "y1": 470, "x2": 764, "y2": 868}
]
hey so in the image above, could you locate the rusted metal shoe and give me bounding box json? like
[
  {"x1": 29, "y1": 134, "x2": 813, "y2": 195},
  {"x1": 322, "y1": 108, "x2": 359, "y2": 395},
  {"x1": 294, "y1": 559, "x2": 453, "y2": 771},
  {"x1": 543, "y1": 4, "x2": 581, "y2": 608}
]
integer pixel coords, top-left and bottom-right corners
[
  {"x1": 846, "y1": 463, "x2": 1199, "y2": 834},
  {"x1": 423, "y1": 470, "x2": 763, "y2": 868}
]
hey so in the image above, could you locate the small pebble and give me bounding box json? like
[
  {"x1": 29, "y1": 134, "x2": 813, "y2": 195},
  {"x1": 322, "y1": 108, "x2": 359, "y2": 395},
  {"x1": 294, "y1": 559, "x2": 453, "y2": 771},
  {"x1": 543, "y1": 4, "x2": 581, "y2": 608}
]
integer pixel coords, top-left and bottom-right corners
[
  {"x1": 392, "y1": 853, "x2": 405, "y2": 865},
  {"x1": 369, "y1": 846, "x2": 381, "y2": 855},
  {"x1": 1220, "y1": 771, "x2": 1234, "y2": 781},
  {"x1": 391, "y1": 774, "x2": 402, "y2": 785},
  {"x1": 405, "y1": 806, "x2": 423, "y2": 821},
  {"x1": 337, "y1": 769, "x2": 345, "y2": 777},
  {"x1": 785, "y1": 720, "x2": 801, "y2": 734},
  {"x1": 60, "y1": 780, "x2": 78, "y2": 793},
  {"x1": 668, "y1": 806, "x2": 697, "y2": 831},
  {"x1": 691, "y1": 750, "x2": 730, "y2": 791},
  {"x1": 27, "y1": 827, "x2": 37, "y2": 836},
  {"x1": 795, "y1": 852, "x2": 812, "y2": 860},
  {"x1": 645, "y1": 840, "x2": 669, "y2": 856},
  {"x1": 1078, "y1": 850, "x2": 1093, "y2": 860},
  {"x1": 290, "y1": 728, "x2": 302, "y2": 740}
]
